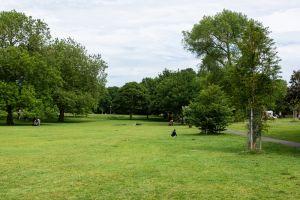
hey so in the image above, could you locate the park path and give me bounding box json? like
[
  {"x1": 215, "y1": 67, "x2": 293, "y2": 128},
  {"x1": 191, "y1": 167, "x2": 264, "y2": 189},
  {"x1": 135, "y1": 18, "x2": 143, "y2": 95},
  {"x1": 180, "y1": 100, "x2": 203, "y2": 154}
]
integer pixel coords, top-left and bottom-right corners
[{"x1": 226, "y1": 129, "x2": 300, "y2": 148}]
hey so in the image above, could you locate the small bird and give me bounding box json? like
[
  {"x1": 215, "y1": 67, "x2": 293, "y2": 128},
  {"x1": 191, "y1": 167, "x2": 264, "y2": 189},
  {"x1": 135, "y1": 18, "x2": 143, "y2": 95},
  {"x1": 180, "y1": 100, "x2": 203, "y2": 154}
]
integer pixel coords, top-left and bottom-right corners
[{"x1": 171, "y1": 129, "x2": 177, "y2": 137}]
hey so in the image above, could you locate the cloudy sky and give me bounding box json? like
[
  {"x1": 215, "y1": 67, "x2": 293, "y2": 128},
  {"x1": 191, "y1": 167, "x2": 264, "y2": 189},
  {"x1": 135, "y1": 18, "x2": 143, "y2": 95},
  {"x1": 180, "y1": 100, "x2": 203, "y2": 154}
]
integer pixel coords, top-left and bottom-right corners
[{"x1": 1, "y1": 0, "x2": 299, "y2": 86}]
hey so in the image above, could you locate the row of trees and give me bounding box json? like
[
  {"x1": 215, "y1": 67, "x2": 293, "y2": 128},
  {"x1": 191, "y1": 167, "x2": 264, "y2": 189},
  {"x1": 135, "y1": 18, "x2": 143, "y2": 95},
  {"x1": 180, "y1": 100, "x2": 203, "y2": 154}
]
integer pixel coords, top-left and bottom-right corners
[
  {"x1": 97, "y1": 68, "x2": 199, "y2": 120},
  {"x1": 96, "y1": 10, "x2": 299, "y2": 151},
  {"x1": 0, "y1": 10, "x2": 107, "y2": 125},
  {"x1": 1, "y1": 10, "x2": 298, "y2": 152}
]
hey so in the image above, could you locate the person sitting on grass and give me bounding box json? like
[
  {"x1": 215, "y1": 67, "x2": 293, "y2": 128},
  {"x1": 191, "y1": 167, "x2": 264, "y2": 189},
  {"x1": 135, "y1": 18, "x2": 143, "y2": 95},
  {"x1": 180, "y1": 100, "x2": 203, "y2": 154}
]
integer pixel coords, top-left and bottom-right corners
[{"x1": 33, "y1": 117, "x2": 41, "y2": 126}]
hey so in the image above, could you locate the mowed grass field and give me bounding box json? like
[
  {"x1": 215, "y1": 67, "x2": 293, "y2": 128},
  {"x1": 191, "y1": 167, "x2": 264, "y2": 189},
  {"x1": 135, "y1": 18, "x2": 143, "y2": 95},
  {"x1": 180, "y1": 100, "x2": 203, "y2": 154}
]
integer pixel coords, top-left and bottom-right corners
[
  {"x1": 0, "y1": 115, "x2": 299, "y2": 199},
  {"x1": 229, "y1": 118, "x2": 300, "y2": 143}
]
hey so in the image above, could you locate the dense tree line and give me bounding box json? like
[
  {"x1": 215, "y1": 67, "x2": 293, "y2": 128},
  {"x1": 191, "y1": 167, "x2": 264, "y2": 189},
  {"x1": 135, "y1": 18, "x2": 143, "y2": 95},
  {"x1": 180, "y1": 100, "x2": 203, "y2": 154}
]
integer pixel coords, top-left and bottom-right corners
[
  {"x1": 1, "y1": 9, "x2": 297, "y2": 152},
  {"x1": 0, "y1": 10, "x2": 107, "y2": 125},
  {"x1": 97, "y1": 68, "x2": 199, "y2": 120},
  {"x1": 96, "y1": 10, "x2": 297, "y2": 152}
]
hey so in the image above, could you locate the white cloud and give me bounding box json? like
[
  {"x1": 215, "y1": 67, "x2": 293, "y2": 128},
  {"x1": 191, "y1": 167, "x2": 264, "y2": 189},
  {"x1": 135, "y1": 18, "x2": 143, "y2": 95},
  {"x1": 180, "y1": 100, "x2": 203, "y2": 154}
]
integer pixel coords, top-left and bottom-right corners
[
  {"x1": 260, "y1": 8, "x2": 300, "y2": 33},
  {"x1": 0, "y1": 0, "x2": 299, "y2": 86}
]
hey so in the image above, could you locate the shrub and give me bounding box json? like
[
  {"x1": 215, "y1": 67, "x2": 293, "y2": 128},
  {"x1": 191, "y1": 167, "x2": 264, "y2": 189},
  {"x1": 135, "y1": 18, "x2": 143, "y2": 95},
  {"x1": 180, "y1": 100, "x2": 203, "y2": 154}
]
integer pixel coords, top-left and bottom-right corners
[{"x1": 184, "y1": 85, "x2": 232, "y2": 134}]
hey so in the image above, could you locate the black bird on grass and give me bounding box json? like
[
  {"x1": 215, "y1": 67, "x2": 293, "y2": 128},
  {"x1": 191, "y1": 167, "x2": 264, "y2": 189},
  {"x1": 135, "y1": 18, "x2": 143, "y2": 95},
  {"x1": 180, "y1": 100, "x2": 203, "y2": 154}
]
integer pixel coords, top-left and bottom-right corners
[{"x1": 171, "y1": 129, "x2": 177, "y2": 137}]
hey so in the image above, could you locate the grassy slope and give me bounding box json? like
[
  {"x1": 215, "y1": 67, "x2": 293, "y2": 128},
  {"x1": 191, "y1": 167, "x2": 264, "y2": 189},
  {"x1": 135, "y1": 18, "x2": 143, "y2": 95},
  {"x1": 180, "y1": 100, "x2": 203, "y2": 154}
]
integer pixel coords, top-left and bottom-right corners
[
  {"x1": 0, "y1": 115, "x2": 299, "y2": 199},
  {"x1": 229, "y1": 118, "x2": 300, "y2": 143}
]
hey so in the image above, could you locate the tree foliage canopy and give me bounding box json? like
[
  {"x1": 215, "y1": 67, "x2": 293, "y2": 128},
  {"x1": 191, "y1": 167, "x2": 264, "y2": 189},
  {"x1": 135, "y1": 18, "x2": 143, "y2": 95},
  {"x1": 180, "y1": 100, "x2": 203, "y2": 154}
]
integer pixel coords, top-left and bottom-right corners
[
  {"x1": 0, "y1": 10, "x2": 107, "y2": 125},
  {"x1": 184, "y1": 85, "x2": 232, "y2": 134},
  {"x1": 183, "y1": 10, "x2": 282, "y2": 150},
  {"x1": 114, "y1": 82, "x2": 148, "y2": 119}
]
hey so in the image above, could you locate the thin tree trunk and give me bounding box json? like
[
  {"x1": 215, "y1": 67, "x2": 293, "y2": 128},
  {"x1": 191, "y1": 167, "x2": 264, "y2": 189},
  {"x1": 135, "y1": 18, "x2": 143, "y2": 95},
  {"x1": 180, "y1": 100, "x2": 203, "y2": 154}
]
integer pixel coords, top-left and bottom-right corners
[
  {"x1": 259, "y1": 136, "x2": 262, "y2": 150},
  {"x1": 130, "y1": 112, "x2": 132, "y2": 120},
  {"x1": 249, "y1": 107, "x2": 253, "y2": 150},
  {"x1": 293, "y1": 110, "x2": 297, "y2": 120},
  {"x1": 59, "y1": 108, "x2": 65, "y2": 122},
  {"x1": 6, "y1": 105, "x2": 14, "y2": 125}
]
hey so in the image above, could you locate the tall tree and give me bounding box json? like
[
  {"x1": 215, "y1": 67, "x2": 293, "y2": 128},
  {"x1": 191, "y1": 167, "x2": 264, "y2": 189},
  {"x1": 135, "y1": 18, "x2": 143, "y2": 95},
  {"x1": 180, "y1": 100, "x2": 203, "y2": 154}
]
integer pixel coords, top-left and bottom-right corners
[
  {"x1": 184, "y1": 10, "x2": 281, "y2": 150},
  {"x1": 114, "y1": 82, "x2": 148, "y2": 120},
  {"x1": 48, "y1": 38, "x2": 107, "y2": 122},
  {"x1": 230, "y1": 20, "x2": 281, "y2": 150},
  {"x1": 155, "y1": 68, "x2": 199, "y2": 119},
  {"x1": 0, "y1": 10, "x2": 56, "y2": 125},
  {"x1": 183, "y1": 9, "x2": 248, "y2": 86}
]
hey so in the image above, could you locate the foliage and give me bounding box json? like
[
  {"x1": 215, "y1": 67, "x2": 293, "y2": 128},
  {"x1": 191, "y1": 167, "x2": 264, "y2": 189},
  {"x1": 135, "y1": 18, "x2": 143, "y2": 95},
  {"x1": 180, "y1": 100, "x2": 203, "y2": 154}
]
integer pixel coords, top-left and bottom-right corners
[
  {"x1": 140, "y1": 77, "x2": 159, "y2": 116},
  {"x1": 0, "y1": 10, "x2": 107, "y2": 124},
  {"x1": 286, "y1": 70, "x2": 300, "y2": 117},
  {"x1": 184, "y1": 85, "x2": 232, "y2": 134},
  {"x1": 183, "y1": 9, "x2": 248, "y2": 87},
  {"x1": 48, "y1": 38, "x2": 107, "y2": 122},
  {"x1": 155, "y1": 68, "x2": 200, "y2": 117},
  {"x1": 114, "y1": 82, "x2": 148, "y2": 119},
  {"x1": 272, "y1": 79, "x2": 288, "y2": 115},
  {"x1": 0, "y1": 10, "x2": 56, "y2": 125},
  {"x1": 0, "y1": 10, "x2": 50, "y2": 51},
  {"x1": 230, "y1": 20, "x2": 281, "y2": 150},
  {"x1": 97, "y1": 86, "x2": 119, "y2": 114},
  {"x1": 183, "y1": 10, "x2": 281, "y2": 150}
]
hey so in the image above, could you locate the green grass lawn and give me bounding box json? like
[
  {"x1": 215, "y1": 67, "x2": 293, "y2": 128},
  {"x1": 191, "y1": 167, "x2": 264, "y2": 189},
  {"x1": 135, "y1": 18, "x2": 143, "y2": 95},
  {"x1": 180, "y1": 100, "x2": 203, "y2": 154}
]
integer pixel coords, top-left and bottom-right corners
[
  {"x1": 229, "y1": 118, "x2": 300, "y2": 143},
  {"x1": 0, "y1": 115, "x2": 300, "y2": 199}
]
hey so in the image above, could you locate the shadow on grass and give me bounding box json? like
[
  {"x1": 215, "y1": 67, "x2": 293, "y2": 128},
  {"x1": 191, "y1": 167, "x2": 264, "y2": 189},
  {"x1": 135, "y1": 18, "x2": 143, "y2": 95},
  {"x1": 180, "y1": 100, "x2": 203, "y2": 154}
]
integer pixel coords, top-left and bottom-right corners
[
  {"x1": 180, "y1": 132, "x2": 227, "y2": 137},
  {"x1": 0, "y1": 117, "x2": 95, "y2": 126},
  {"x1": 106, "y1": 115, "x2": 166, "y2": 122}
]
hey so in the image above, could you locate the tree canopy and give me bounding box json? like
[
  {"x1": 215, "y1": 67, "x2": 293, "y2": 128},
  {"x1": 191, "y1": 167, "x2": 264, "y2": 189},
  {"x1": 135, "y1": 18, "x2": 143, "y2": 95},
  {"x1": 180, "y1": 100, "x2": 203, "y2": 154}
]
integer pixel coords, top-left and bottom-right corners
[
  {"x1": 287, "y1": 70, "x2": 300, "y2": 119},
  {"x1": 0, "y1": 10, "x2": 107, "y2": 125},
  {"x1": 184, "y1": 9, "x2": 282, "y2": 150},
  {"x1": 114, "y1": 82, "x2": 148, "y2": 119}
]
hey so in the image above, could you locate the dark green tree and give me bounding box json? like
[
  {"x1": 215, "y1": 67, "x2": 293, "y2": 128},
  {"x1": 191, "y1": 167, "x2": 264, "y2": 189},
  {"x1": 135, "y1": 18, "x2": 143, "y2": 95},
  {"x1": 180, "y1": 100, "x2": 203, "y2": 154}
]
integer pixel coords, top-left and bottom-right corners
[
  {"x1": 0, "y1": 10, "x2": 58, "y2": 125},
  {"x1": 48, "y1": 38, "x2": 107, "y2": 122},
  {"x1": 183, "y1": 9, "x2": 248, "y2": 87},
  {"x1": 107, "y1": 86, "x2": 120, "y2": 114},
  {"x1": 141, "y1": 77, "x2": 159, "y2": 118},
  {"x1": 184, "y1": 85, "x2": 232, "y2": 134},
  {"x1": 286, "y1": 70, "x2": 300, "y2": 119},
  {"x1": 114, "y1": 82, "x2": 148, "y2": 120},
  {"x1": 273, "y1": 80, "x2": 288, "y2": 116},
  {"x1": 155, "y1": 68, "x2": 199, "y2": 120}
]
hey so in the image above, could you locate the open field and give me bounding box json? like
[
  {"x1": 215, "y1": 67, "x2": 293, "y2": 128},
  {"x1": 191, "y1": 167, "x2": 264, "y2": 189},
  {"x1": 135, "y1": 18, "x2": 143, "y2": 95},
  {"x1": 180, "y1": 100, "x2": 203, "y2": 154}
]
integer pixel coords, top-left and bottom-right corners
[
  {"x1": 0, "y1": 115, "x2": 300, "y2": 199},
  {"x1": 229, "y1": 118, "x2": 300, "y2": 143}
]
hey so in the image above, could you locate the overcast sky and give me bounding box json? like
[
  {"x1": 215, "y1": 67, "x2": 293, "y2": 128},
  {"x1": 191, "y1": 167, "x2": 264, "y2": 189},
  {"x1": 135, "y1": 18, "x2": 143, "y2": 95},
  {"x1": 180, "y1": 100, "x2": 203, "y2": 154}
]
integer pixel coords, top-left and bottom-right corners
[{"x1": 1, "y1": 0, "x2": 299, "y2": 86}]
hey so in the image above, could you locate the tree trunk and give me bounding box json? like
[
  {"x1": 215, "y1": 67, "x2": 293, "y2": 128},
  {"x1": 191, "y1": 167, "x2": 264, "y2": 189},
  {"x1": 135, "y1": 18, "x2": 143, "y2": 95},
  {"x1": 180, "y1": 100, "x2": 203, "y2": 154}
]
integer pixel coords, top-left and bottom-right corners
[
  {"x1": 258, "y1": 136, "x2": 262, "y2": 150},
  {"x1": 147, "y1": 114, "x2": 149, "y2": 120},
  {"x1": 130, "y1": 112, "x2": 132, "y2": 120},
  {"x1": 59, "y1": 108, "x2": 65, "y2": 122},
  {"x1": 6, "y1": 105, "x2": 14, "y2": 126},
  {"x1": 248, "y1": 107, "x2": 254, "y2": 150},
  {"x1": 293, "y1": 110, "x2": 297, "y2": 120}
]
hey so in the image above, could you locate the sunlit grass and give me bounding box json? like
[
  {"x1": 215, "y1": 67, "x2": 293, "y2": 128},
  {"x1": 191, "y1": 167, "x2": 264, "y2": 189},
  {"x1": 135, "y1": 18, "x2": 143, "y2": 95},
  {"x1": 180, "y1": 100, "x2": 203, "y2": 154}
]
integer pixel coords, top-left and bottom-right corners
[
  {"x1": 0, "y1": 115, "x2": 299, "y2": 199},
  {"x1": 229, "y1": 118, "x2": 300, "y2": 142}
]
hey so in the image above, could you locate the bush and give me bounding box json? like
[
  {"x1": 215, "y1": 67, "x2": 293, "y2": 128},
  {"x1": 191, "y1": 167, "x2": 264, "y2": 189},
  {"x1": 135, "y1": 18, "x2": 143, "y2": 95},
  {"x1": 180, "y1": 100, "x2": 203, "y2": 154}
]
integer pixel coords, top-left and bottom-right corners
[{"x1": 184, "y1": 85, "x2": 232, "y2": 134}]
